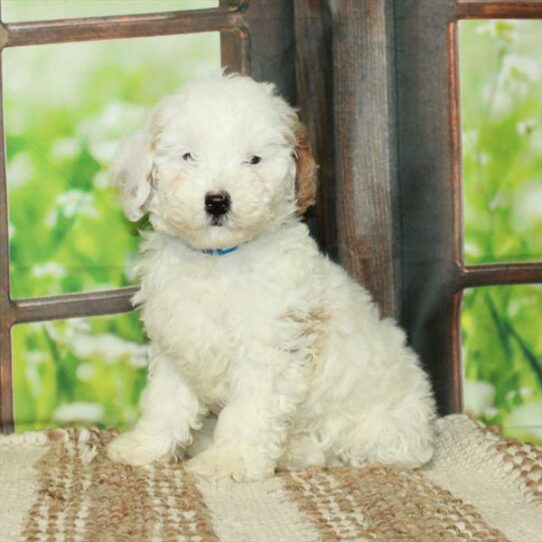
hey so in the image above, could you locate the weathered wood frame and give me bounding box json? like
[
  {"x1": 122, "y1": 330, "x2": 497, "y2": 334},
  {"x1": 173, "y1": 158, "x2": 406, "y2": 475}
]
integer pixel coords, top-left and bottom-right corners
[
  {"x1": 295, "y1": 0, "x2": 542, "y2": 415},
  {"x1": 0, "y1": 0, "x2": 296, "y2": 433},
  {"x1": 394, "y1": 0, "x2": 542, "y2": 414},
  {"x1": 1, "y1": 0, "x2": 541, "y2": 432}
]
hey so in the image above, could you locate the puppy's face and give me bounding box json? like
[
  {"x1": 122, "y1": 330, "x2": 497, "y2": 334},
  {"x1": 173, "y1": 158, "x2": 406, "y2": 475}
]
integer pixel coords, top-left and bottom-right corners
[{"x1": 114, "y1": 75, "x2": 316, "y2": 250}]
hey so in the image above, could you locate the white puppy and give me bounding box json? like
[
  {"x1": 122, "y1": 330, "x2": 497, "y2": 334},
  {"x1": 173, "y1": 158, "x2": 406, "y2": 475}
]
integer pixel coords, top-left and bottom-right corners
[{"x1": 107, "y1": 74, "x2": 436, "y2": 481}]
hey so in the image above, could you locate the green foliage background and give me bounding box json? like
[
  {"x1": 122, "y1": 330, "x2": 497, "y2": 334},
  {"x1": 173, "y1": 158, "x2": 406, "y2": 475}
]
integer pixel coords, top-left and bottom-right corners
[
  {"x1": 460, "y1": 21, "x2": 541, "y2": 443},
  {"x1": 4, "y1": 5, "x2": 541, "y2": 442},
  {"x1": 5, "y1": 0, "x2": 220, "y2": 431}
]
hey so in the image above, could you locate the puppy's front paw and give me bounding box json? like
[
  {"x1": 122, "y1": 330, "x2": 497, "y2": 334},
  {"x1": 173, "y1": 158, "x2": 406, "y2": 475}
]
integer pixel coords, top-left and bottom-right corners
[
  {"x1": 185, "y1": 445, "x2": 274, "y2": 482},
  {"x1": 107, "y1": 429, "x2": 174, "y2": 466}
]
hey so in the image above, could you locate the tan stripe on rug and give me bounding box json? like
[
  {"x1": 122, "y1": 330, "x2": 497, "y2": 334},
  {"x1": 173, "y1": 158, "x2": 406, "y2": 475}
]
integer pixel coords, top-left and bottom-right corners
[
  {"x1": 24, "y1": 429, "x2": 72, "y2": 541},
  {"x1": 20, "y1": 429, "x2": 219, "y2": 542},
  {"x1": 283, "y1": 469, "x2": 357, "y2": 541},
  {"x1": 2, "y1": 415, "x2": 541, "y2": 542},
  {"x1": 492, "y1": 434, "x2": 542, "y2": 503},
  {"x1": 284, "y1": 466, "x2": 510, "y2": 542},
  {"x1": 151, "y1": 463, "x2": 219, "y2": 542}
]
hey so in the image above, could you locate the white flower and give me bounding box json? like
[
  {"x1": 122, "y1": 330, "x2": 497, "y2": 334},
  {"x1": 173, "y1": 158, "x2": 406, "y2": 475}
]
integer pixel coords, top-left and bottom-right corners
[
  {"x1": 26, "y1": 351, "x2": 47, "y2": 365},
  {"x1": 492, "y1": 54, "x2": 541, "y2": 117},
  {"x1": 8, "y1": 152, "x2": 34, "y2": 188},
  {"x1": 482, "y1": 406, "x2": 498, "y2": 418},
  {"x1": 475, "y1": 151, "x2": 490, "y2": 166},
  {"x1": 464, "y1": 380, "x2": 496, "y2": 416},
  {"x1": 464, "y1": 241, "x2": 481, "y2": 258},
  {"x1": 42, "y1": 318, "x2": 91, "y2": 344},
  {"x1": 101, "y1": 103, "x2": 126, "y2": 129},
  {"x1": 93, "y1": 170, "x2": 110, "y2": 189},
  {"x1": 502, "y1": 54, "x2": 540, "y2": 83},
  {"x1": 520, "y1": 387, "x2": 533, "y2": 398},
  {"x1": 79, "y1": 102, "x2": 146, "y2": 165},
  {"x1": 518, "y1": 118, "x2": 542, "y2": 155},
  {"x1": 461, "y1": 129, "x2": 479, "y2": 154},
  {"x1": 517, "y1": 119, "x2": 538, "y2": 136},
  {"x1": 51, "y1": 138, "x2": 81, "y2": 160},
  {"x1": 46, "y1": 190, "x2": 98, "y2": 228},
  {"x1": 508, "y1": 300, "x2": 521, "y2": 317},
  {"x1": 531, "y1": 128, "x2": 542, "y2": 155},
  {"x1": 513, "y1": 181, "x2": 542, "y2": 232},
  {"x1": 26, "y1": 365, "x2": 41, "y2": 398},
  {"x1": 53, "y1": 402, "x2": 104, "y2": 424},
  {"x1": 475, "y1": 20, "x2": 518, "y2": 41},
  {"x1": 506, "y1": 401, "x2": 542, "y2": 439},
  {"x1": 71, "y1": 333, "x2": 148, "y2": 368},
  {"x1": 76, "y1": 363, "x2": 96, "y2": 382},
  {"x1": 89, "y1": 140, "x2": 119, "y2": 164},
  {"x1": 31, "y1": 262, "x2": 67, "y2": 279},
  {"x1": 488, "y1": 192, "x2": 506, "y2": 211}
]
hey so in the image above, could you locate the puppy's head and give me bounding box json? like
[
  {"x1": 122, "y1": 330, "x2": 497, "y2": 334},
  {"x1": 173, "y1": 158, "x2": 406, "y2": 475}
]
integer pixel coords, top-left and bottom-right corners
[{"x1": 112, "y1": 75, "x2": 316, "y2": 250}]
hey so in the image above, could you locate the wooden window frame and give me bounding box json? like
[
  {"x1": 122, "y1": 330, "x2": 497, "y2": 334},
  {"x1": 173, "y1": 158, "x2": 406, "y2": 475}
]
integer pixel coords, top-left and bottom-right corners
[
  {"x1": 0, "y1": 0, "x2": 296, "y2": 433},
  {"x1": 294, "y1": 0, "x2": 542, "y2": 416},
  {"x1": 396, "y1": 0, "x2": 542, "y2": 414}
]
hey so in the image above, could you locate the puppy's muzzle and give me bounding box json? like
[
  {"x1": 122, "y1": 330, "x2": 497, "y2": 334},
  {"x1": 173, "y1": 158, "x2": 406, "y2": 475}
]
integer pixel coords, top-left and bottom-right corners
[{"x1": 205, "y1": 191, "x2": 231, "y2": 223}]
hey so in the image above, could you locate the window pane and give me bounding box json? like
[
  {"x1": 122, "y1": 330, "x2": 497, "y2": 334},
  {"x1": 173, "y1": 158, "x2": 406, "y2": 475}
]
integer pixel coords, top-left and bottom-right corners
[
  {"x1": 1, "y1": 0, "x2": 218, "y2": 22},
  {"x1": 13, "y1": 313, "x2": 147, "y2": 432},
  {"x1": 459, "y1": 21, "x2": 542, "y2": 264},
  {"x1": 5, "y1": 32, "x2": 220, "y2": 298},
  {"x1": 462, "y1": 284, "x2": 542, "y2": 444}
]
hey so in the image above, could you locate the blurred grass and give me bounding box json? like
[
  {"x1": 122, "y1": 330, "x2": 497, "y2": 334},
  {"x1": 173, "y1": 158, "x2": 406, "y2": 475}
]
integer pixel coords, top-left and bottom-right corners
[
  {"x1": 5, "y1": 26, "x2": 220, "y2": 299},
  {"x1": 459, "y1": 21, "x2": 542, "y2": 443},
  {"x1": 13, "y1": 314, "x2": 148, "y2": 431},
  {"x1": 5, "y1": 8, "x2": 541, "y2": 441},
  {"x1": 5, "y1": 0, "x2": 220, "y2": 431},
  {"x1": 460, "y1": 20, "x2": 542, "y2": 264}
]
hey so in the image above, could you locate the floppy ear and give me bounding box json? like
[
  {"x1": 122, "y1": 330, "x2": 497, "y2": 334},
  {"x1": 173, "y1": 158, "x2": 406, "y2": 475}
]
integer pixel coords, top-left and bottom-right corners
[
  {"x1": 293, "y1": 122, "x2": 317, "y2": 214},
  {"x1": 112, "y1": 123, "x2": 154, "y2": 221}
]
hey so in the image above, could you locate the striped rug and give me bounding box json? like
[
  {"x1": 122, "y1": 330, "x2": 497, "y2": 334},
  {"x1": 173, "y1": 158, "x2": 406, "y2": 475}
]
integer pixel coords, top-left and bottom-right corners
[{"x1": 1, "y1": 415, "x2": 541, "y2": 542}]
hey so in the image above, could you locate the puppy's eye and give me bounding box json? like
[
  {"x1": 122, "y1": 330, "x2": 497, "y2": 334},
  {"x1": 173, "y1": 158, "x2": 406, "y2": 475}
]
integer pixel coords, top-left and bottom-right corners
[
  {"x1": 182, "y1": 152, "x2": 193, "y2": 161},
  {"x1": 249, "y1": 155, "x2": 261, "y2": 165}
]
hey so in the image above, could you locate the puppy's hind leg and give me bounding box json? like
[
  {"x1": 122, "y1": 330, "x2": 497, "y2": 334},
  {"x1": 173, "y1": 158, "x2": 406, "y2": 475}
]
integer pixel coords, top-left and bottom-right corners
[
  {"x1": 334, "y1": 402, "x2": 435, "y2": 469},
  {"x1": 108, "y1": 353, "x2": 203, "y2": 466}
]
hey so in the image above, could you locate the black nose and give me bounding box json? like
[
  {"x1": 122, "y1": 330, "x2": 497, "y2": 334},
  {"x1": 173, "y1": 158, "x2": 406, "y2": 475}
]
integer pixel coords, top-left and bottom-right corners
[{"x1": 205, "y1": 191, "x2": 231, "y2": 217}]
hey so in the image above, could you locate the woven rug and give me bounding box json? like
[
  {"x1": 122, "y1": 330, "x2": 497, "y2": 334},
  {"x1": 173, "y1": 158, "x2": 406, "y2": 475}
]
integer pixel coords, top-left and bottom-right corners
[{"x1": 1, "y1": 415, "x2": 541, "y2": 542}]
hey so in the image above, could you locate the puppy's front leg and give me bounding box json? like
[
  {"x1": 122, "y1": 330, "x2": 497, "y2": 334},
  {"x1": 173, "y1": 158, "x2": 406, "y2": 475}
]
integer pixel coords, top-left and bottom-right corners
[
  {"x1": 108, "y1": 353, "x2": 203, "y2": 466},
  {"x1": 186, "y1": 347, "x2": 309, "y2": 482}
]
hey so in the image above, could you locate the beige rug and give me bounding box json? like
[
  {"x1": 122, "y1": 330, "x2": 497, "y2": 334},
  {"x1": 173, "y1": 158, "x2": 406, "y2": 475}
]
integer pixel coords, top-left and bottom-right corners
[{"x1": 1, "y1": 415, "x2": 541, "y2": 542}]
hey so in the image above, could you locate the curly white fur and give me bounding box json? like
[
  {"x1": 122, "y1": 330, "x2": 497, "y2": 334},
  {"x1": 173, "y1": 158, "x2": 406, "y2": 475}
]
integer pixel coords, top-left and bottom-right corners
[{"x1": 107, "y1": 74, "x2": 436, "y2": 481}]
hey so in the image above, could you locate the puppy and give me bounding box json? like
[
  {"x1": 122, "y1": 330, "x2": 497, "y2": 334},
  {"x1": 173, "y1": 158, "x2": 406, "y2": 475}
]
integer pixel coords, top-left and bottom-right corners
[{"x1": 107, "y1": 74, "x2": 436, "y2": 481}]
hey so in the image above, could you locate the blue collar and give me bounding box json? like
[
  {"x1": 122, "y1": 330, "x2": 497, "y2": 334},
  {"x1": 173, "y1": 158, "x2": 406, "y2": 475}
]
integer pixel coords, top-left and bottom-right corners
[{"x1": 202, "y1": 246, "x2": 238, "y2": 256}]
